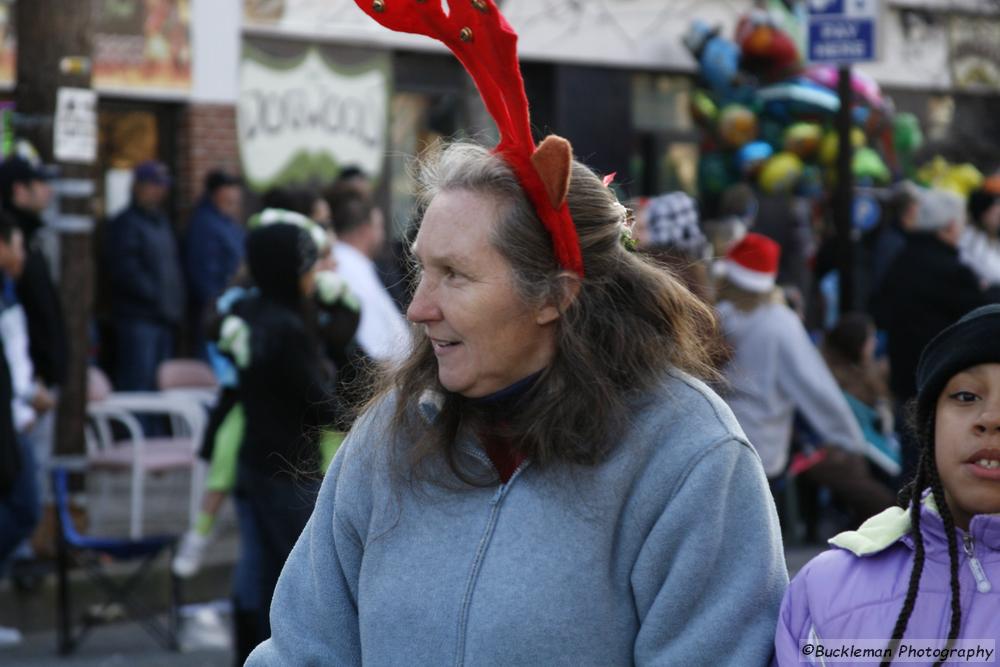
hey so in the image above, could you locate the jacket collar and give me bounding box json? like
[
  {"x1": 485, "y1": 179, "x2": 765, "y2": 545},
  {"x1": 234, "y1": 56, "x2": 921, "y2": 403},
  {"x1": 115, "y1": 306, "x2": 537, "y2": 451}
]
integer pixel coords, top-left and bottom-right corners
[{"x1": 829, "y1": 491, "x2": 1000, "y2": 561}]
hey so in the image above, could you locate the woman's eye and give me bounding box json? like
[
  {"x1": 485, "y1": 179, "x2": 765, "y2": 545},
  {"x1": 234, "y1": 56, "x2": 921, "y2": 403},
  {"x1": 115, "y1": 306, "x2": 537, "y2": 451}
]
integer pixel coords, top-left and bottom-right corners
[{"x1": 950, "y1": 391, "x2": 979, "y2": 403}]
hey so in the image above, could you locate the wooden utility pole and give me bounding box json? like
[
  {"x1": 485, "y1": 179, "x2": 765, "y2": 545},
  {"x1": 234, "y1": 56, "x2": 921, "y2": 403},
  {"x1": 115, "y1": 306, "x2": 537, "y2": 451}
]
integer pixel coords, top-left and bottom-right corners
[{"x1": 15, "y1": 2, "x2": 96, "y2": 457}]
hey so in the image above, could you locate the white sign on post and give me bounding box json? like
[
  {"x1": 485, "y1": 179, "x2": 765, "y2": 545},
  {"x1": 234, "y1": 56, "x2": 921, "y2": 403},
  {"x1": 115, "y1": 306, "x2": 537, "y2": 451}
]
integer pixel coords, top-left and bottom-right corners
[{"x1": 53, "y1": 87, "x2": 98, "y2": 164}]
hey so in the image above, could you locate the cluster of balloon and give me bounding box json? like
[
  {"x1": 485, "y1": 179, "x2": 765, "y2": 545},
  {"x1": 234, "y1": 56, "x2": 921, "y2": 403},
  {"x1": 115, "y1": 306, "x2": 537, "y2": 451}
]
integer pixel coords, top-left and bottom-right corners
[
  {"x1": 916, "y1": 157, "x2": 984, "y2": 198},
  {"x1": 683, "y1": 7, "x2": 922, "y2": 211}
]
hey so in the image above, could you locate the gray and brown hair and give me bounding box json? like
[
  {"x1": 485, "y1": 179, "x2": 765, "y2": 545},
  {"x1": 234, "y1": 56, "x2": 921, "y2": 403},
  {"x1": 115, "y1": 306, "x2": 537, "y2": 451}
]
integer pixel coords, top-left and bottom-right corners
[{"x1": 375, "y1": 142, "x2": 723, "y2": 484}]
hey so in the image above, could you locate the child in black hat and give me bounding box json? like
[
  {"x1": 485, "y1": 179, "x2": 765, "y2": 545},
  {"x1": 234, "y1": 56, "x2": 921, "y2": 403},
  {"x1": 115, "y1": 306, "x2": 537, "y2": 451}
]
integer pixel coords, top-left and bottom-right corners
[{"x1": 775, "y1": 304, "x2": 1000, "y2": 664}]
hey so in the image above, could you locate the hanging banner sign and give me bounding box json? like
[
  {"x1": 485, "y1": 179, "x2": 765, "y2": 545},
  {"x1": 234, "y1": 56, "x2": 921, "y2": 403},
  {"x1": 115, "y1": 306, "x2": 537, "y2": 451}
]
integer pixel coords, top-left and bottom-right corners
[{"x1": 238, "y1": 43, "x2": 389, "y2": 192}]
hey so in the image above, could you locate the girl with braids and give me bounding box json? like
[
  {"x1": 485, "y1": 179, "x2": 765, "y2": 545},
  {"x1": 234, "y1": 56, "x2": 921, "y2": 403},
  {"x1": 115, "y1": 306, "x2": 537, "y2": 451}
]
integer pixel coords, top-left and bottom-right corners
[{"x1": 774, "y1": 304, "x2": 1000, "y2": 666}]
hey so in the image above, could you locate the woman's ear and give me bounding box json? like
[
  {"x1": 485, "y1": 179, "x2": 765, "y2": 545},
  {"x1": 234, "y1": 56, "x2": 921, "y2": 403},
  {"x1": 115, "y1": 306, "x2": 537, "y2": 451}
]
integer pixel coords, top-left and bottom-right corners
[{"x1": 536, "y1": 272, "x2": 582, "y2": 325}]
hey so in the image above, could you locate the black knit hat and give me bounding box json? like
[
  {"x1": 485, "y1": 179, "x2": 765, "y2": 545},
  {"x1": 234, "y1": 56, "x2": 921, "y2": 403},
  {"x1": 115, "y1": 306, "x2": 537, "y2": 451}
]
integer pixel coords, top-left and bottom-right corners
[
  {"x1": 246, "y1": 222, "x2": 318, "y2": 306},
  {"x1": 915, "y1": 304, "x2": 1000, "y2": 426}
]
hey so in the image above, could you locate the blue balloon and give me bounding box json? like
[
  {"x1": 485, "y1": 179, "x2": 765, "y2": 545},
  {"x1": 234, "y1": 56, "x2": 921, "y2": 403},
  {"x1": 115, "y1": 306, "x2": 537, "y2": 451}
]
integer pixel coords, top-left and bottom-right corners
[
  {"x1": 759, "y1": 77, "x2": 840, "y2": 122},
  {"x1": 701, "y1": 38, "x2": 741, "y2": 97},
  {"x1": 853, "y1": 194, "x2": 881, "y2": 232},
  {"x1": 737, "y1": 141, "x2": 774, "y2": 172}
]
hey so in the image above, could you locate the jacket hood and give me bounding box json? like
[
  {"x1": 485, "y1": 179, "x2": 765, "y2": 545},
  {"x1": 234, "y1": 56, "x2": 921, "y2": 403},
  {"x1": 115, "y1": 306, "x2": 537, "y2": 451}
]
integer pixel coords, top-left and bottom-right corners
[
  {"x1": 830, "y1": 492, "x2": 1000, "y2": 560},
  {"x1": 246, "y1": 222, "x2": 317, "y2": 307}
]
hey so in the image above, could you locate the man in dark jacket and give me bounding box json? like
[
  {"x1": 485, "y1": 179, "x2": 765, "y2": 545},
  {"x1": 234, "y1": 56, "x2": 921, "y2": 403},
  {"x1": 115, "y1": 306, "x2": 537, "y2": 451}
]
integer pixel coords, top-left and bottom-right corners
[
  {"x1": 0, "y1": 151, "x2": 67, "y2": 391},
  {"x1": 103, "y1": 161, "x2": 185, "y2": 391},
  {"x1": 183, "y1": 169, "x2": 244, "y2": 358},
  {"x1": 873, "y1": 188, "x2": 1000, "y2": 479}
]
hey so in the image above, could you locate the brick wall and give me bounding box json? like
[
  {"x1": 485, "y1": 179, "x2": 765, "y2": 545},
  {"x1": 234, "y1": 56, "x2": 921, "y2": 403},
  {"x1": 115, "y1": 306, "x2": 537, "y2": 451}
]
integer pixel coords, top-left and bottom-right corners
[{"x1": 175, "y1": 103, "x2": 240, "y2": 223}]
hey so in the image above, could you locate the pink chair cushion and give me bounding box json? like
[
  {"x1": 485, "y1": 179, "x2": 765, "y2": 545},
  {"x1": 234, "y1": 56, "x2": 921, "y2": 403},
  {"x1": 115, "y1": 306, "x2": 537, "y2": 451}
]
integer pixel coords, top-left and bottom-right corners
[
  {"x1": 87, "y1": 438, "x2": 197, "y2": 473},
  {"x1": 157, "y1": 359, "x2": 218, "y2": 391},
  {"x1": 87, "y1": 367, "x2": 114, "y2": 402}
]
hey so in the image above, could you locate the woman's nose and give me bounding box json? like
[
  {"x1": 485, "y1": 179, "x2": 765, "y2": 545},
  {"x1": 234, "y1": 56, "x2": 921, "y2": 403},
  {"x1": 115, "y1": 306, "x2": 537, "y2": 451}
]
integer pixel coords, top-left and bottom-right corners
[{"x1": 406, "y1": 276, "x2": 440, "y2": 324}]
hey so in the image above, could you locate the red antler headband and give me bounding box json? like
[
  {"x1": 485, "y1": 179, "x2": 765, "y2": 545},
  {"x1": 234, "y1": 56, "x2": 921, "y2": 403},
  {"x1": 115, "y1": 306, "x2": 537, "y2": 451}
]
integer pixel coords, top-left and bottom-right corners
[{"x1": 354, "y1": 0, "x2": 585, "y2": 277}]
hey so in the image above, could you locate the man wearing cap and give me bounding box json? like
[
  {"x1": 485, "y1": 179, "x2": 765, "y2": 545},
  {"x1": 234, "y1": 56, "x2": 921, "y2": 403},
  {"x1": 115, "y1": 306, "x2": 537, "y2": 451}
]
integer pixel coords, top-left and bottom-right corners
[
  {"x1": 873, "y1": 187, "x2": 1000, "y2": 479},
  {"x1": 182, "y1": 169, "x2": 244, "y2": 358},
  {"x1": 103, "y1": 161, "x2": 185, "y2": 392},
  {"x1": 0, "y1": 150, "x2": 67, "y2": 398}
]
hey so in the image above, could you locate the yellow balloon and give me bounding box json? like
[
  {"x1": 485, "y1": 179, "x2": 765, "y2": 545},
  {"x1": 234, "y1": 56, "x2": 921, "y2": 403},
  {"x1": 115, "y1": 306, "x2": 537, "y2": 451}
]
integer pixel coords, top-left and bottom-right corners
[
  {"x1": 719, "y1": 105, "x2": 759, "y2": 148},
  {"x1": 819, "y1": 128, "x2": 866, "y2": 166},
  {"x1": 759, "y1": 152, "x2": 804, "y2": 194}
]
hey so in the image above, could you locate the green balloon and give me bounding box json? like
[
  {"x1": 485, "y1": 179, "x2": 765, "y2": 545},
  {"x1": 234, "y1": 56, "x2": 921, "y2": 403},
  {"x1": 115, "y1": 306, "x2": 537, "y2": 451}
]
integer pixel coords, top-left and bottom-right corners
[
  {"x1": 893, "y1": 113, "x2": 923, "y2": 154},
  {"x1": 853, "y1": 147, "x2": 891, "y2": 184}
]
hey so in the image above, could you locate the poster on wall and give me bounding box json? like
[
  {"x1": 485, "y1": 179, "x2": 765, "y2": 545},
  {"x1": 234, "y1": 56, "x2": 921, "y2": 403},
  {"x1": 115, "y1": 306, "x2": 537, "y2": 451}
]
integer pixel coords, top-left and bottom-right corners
[
  {"x1": 950, "y1": 16, "x2": 1000, "y2": 92},
  {"x1": 0, "y1": 1, "x2": 14, "y2": 88},
  {"x1": 54, "y1": 88, "x2": 98, "y2": 164},
  {"x1": 238, "y1": 41, "x2": 389, "y2": 192},
  {"x1": 93, "y1": 0, "x2": 192, "y2": 94}
]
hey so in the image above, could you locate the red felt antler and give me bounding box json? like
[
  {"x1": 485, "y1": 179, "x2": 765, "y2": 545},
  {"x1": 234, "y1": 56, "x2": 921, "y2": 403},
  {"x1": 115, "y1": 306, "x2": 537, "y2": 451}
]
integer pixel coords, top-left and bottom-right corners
[{"x1": 354, "y1": 0, "x2": 585, "y2": 276}]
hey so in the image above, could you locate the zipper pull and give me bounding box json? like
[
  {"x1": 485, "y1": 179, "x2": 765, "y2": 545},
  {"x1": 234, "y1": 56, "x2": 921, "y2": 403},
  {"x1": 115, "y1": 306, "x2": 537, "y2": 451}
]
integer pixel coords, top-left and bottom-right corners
[{"x1": 963, "y1": 534, "x2": 993, "y2": 594}]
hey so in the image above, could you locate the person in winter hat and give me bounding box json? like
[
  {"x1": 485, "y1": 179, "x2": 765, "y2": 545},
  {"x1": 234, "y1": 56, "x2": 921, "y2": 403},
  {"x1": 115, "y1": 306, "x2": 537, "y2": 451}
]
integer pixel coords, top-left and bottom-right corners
[
  {"x1": 635, "y1": 191, "x2": 713, "y2": 302},
  {"x1": 716, "y1": 233, "x2": 894, "y2": 526},
  {"x1": 873, "y1": 187, "x2": 1000, "y2": 483},
  {"x1": 774, "y1": 304, "x2": 1000, "y2": 665},
  {"x1": 223, "y1": 220, "x2": 351, "y2": 662}
]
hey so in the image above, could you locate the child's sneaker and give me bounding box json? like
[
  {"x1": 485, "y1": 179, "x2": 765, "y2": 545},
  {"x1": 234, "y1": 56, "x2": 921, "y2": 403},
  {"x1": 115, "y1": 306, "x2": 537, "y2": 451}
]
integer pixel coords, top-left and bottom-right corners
[{"x1": 172, "y1": 530, "x2": 211, "y2": 578}]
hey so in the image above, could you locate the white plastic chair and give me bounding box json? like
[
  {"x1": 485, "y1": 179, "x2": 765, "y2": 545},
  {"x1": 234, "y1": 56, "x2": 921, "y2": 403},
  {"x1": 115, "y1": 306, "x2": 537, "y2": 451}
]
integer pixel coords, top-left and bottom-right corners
[
  {"x1": 156, "y1": 358, "x2": 219, "y2": 430},
  {"x1": 85, "y1": 367, "x2": 207, "y2": 539}
]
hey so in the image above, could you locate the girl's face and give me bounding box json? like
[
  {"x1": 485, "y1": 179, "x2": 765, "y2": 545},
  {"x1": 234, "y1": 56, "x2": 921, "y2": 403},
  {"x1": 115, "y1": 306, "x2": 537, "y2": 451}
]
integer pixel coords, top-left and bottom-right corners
[{"x1": 935, "y1": 363, "x2": 1000, "y2": 530}]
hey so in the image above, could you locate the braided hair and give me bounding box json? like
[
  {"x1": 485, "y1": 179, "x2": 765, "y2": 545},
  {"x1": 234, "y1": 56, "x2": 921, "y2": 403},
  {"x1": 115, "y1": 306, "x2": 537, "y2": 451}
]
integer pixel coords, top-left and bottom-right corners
[
  {"x1": 882, "y1": 305, "x2": 1000, "y2": 665},
  {"x1": 881, "y1": 407, "x2": 962, "y2": 667}
]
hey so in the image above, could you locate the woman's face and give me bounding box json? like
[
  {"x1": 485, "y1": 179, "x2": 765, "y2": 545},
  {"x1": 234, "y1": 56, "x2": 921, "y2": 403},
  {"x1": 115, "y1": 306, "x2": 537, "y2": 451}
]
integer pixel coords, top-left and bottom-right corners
[
  {"x1": 934, "y1": 363, "x2": 1000, "y2": 530},
  {"x1": 407, "y1": 189, "x2": 559, "y2": 398},
  {"x1": 299, "y1": 261, "x2": 319, "y2": 297}
]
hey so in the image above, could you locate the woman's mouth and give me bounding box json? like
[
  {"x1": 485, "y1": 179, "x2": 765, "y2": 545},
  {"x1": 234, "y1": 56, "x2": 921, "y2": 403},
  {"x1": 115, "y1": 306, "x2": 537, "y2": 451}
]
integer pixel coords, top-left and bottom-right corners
[{"x1": 430, "y1": 338, "x2": 462, "y2": 355}]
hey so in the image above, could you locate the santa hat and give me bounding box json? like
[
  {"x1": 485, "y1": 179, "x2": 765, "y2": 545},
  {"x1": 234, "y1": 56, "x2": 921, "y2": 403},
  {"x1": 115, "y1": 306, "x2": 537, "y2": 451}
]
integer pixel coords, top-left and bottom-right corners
[{"x1": 721, "y1": 232, "x2": 780, "y2": 293}]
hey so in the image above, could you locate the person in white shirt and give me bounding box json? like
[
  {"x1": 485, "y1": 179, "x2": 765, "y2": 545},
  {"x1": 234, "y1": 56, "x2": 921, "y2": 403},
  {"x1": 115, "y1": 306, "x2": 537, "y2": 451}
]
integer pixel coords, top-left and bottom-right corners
[
  {"x1": 959, "y1": 188, "x2": 1000, "y2": 287},
  {"x1": 715, "y1": 233, "x2": 894, "y2": 526},
  {"x1": 329, "y1": 190, "x2": 408, "y2": 362}
]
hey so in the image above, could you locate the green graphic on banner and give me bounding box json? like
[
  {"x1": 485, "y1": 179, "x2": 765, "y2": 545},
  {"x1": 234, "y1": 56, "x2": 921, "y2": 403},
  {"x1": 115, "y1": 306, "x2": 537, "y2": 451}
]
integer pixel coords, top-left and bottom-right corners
[{"x1": 238, "y1": 42, "x2": 390, "y2": 192}]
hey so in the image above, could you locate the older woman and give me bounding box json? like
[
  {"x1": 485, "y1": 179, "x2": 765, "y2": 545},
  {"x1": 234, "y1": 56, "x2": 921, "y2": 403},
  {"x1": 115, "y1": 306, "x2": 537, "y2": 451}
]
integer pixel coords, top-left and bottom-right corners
[{"x1": 245, "y1": 142, "x2": 786, "y2": 666}]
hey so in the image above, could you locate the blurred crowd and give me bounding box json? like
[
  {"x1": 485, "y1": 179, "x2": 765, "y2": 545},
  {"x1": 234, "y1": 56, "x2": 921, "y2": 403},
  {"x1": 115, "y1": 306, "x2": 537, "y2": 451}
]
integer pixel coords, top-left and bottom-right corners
[
  {"x1": 633, "y1": 174, "x2": 1000, "y2": 538},
  {"x1": 0, "y1": 135, "x2": 997, "y2": 656}
]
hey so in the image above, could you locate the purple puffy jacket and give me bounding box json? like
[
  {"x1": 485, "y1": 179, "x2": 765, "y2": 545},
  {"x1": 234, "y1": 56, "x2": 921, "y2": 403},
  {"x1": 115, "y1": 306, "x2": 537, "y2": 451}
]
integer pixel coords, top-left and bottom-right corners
[{"x1": 775, "y1": 496, "x2": 1000, "y2": 666}]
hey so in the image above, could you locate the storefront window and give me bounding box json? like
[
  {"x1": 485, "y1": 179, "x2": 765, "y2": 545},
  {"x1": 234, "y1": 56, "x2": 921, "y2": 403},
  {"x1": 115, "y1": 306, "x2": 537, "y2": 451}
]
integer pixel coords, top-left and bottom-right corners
[{"x1": 630, "y1": 73, "x2": 699, "y2": 197}]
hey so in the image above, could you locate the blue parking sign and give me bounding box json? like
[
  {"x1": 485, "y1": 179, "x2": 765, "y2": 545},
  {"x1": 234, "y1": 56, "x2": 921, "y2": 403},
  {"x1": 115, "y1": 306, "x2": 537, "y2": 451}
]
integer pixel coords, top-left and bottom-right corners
[{"x1": 808, "y1": 0, "x2": 878, "y2": 64}]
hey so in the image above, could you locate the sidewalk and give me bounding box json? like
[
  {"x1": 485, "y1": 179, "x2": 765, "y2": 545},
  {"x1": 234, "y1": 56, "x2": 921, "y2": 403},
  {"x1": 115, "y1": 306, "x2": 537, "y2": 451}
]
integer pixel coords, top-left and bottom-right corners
[{"x1": 1, "y1": 469, "x2": 238, "y2": 665}]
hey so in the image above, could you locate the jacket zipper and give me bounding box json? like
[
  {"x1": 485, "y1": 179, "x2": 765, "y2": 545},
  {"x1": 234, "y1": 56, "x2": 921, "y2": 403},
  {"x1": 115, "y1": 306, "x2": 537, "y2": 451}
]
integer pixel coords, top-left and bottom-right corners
[
  {"x1": 452, "y1": 450, "x2": 530, "y2": 667},
  {"x1": 962, "y1": 534, "x2": 992, "y2": 594}
]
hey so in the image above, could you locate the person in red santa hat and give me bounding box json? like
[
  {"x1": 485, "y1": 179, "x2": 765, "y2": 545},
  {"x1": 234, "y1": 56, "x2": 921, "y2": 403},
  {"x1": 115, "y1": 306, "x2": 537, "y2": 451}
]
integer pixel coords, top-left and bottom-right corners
[{"x1": 714, "y1": 233, "x2": 894, "y2": 531}]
